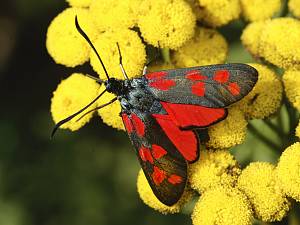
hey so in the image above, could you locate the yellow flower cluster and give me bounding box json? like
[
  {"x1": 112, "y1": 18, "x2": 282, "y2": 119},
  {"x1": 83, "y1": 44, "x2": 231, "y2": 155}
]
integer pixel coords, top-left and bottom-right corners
[
  {"x1": 289, "y1": 0, "x2": 300, "y2": 18},
  {"x1": 237, "y1": 63, "x2": 282, "y2": 119},
  {"x1": 242, "y1": 18, "x2": 300, "y2": 70},
  {"x1": 283, "y1": 70, "x2": 300, "y2": 112},
  {"x1": 276, "y1": 142, "x2": 300, "y2": 202},
  {"x1": 51, "y1": 73, "x2": 101, "y2": 131},
  {"x1": 189, "y1": 150, "x2": 241, "y2": 193},
  {"x1": 240, "y1": 0, "x2": 281, "y2": 22},
  {"x1": 237, "y1": 162, "x2": 290, "y2": 222},
  {"x1": 172, "y1": 27, "x2": 228, "y2": 68}
]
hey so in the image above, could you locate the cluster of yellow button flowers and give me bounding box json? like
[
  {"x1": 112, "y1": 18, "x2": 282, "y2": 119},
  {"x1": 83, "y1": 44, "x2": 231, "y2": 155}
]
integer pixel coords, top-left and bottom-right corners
[{"x1": 47, "y1": 0, "x2": 300, "y2": 224}]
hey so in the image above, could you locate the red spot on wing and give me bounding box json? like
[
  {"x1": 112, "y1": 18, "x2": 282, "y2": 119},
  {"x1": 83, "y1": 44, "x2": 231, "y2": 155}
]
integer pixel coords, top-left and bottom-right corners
[
  {"x1": 131, "y1": 113, "x2": 145, "y2": 137},
  {"x1": 214, "y1": 70, "x2": 230, "y2": 83},
  {"x1": 149, "y1": 79, "x2": 176, "y2": 91},
  {"x1": 161, "y1": 102, "x2": 226, "y2": 129},
  {"x1": 145, "y1": 71, "x2": 168, "y2": 80},
  {"x1": 152, "y1": 166, "x2": 166, "y2": 185},
  {"x1": 191, "y1": 82, "x2": 205, "y2": 96},
  {"x1": 152, "y1": 114, "x2": 198, "y2": 162},
  {"x1": 228, "y1": 82, "x2": 240, "y2": 96},
  {"x1": 139, "y1": 146, "x2": 153, "y2": 164},
  {"x1": 186, "y1": 70, "x2": 207, "y2": 81},
  {"x1": 122, "y1": 113, "x2": 133, "y2": 133},
  {"x1": 152, "y1": 144, "x2": 167, "y2": 159},
  {"x1": 168, "y1": 174, "x2": 183, "y2": 185}
]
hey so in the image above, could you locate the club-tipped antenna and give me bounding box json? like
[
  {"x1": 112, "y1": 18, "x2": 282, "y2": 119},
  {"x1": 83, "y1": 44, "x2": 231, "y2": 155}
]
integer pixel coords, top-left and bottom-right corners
[
  {"x1": 76, "y1": 97, "x2": 117, "y2": 122},
  {"x1": 75, "y1": 16, "x2": 110, "y2": 80},
  {"x1": 83, "y1": 74, "x2": 103, "y2": 84},
  {"x1": 116, "y1": 42, "x2": 129, "y2": 80},
  {"x1": 51, "y1": 89, "x2": 107, "y2": 138}
]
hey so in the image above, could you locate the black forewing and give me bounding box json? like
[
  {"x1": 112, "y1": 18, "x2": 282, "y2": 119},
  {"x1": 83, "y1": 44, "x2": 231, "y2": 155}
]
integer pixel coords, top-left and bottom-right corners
[
  {"x1": 121, "y1": 109, "x2": 187, "y2": 206},
  {"x1": 145, "y1": 63, "x2": 258, "y2": 108}
]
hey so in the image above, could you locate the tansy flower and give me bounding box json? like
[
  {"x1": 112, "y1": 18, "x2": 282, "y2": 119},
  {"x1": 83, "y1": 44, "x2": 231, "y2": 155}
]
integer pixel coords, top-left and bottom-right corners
[
  {"x1": 136, "y1": 169, "x2": 193, "y2": 214},
  {"x1": 237, "y1": 162, "x2": 291, "y2": 222},
  {"x1": 46, "y1": 7, "x2": 98, "y2": 67},
  {"x1": 147, "y1": 61, "x2": 176, "y2": 72},
  {"x1": 241, "y1": 21, "x2": 265, "y2": 57},
  {"x1": 259, "y1": 18, "x2": 300, "y2": 70},
  {"x1": 138, "y1": 0, "x2": 196, "y2": 49},
  {"x1": 240, "y1": 0, "x2": 281, "y2": 22},
  {"x1": 185, "y1": 0, "x2": 205, "y2": 20},
  {"x1": 51, "y1": 73, "x2": 101, "y2": 131},
  {"x1": 97, "y1": 85, "x2": 124, "y2": 131},
  {"x1": 89, "y1": 0, "x2": 139, "y2": 31},
  {"x1": 207, "y1": 107, "x2": 247, "y2": 149},
  {"x1": 172, "y1": 27, "x2": 228, "y2": 68},
  {"x1": 191, "y1": 186, "x2": 253, "y2": 225},
  {"x1": 189, "y1": 150, "x2": 241, "y2": 193},
  {"x1": 283, "y1": 70, "x2": 300, "y2": 112},
  {"x1": 289, "y1": 0, "x2": 300, "y2": 18},
  {"x1": 197, "y1": 0, "x2": 241, "y2": 27},
  {"x1": 66, "y1": 0, "x2": 91, "y2": 7},
  {"x1": 236, "y1": 63, "x2": 282, "y2": 119},
  {"x1": 276, "y1": 142, "x2": 300, "y2": 202},
  {"x1": 296, "y1": 121, "x2": 300, "y2": 138},
  {"x1": 89, "y1": 29, "x2": 146, "y2": 80}
]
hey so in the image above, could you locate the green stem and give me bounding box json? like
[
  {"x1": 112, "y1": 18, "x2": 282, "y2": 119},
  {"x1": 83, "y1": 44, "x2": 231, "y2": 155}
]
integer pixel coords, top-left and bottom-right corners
[
  {"x1": 264, "y1": 119, "x2": 286, "y2": 138},
  {"x1": 248, "y1": 123, "x2": 281, "y2": 150},
  {"x1": 161, "y1": 48, "x2": 171, "y2": 63}
]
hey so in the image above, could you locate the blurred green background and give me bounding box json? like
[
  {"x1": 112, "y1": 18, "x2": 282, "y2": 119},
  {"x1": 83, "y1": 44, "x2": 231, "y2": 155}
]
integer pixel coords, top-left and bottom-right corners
[{"x1": 0, "y1": 1, "x2": 299, "y2": 225}]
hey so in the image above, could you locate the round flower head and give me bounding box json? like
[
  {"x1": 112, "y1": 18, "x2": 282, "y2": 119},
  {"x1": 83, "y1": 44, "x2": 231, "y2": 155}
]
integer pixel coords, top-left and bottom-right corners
[
  {"x1": 46, "y1": 8, "x2": 98, "y2": 67},
  {"x1": 296, "y1": 121, "x2": 300, "y2": 138},
  {"x1": 283, "y1": 70, "x2": 300, "y2": 112},
  {"x1": 97, "y1": 85, "x2": 124, "y2": 131},
  {"x1": 189, "y1": 150, "x2": 241, "y2": 193},
  {"x1": 51, "y1": 73, "x2": 101, "y2": 131},
  {"x1": 289, "y1": 0, "x2": 300, "y2": 18},
  {"x1": 172, "y1": 27, "x2": 228, "y2": 68},
  {"x1": 240, "y1": 0, "x2": 281, "y2": 22},
  {"x1": 259, "y1": 18, "x2": 300, "y2": 70},
  {"x1": 89, "y1": 29, "x2": 146, "y2": 80},
  {"x1": 138, "y1": 0, "x2": 196, "y2": 49},
  {"x1": 89, "y1": 0, "x2": 139, "y2": 30},
  {"x1": 236, "y1": 63, "x2": 282, "y2": 119},
  {"x1": 276, "y1": 142, "x2": 300, "y2": 202},
  {"x1": 192, "y1": 186, "x2": 253, "y2": 225},
  {"x1": 237, "y1": 162, "x2": 290, "y2": 222},
  {"x1": 136, "y1": 169, "x2": 192, "y2": 214},
  {"x1": 241, "y1": 21, "x2": 265, "y2": 57},
  {"x1": 185, "y1": 0, "x2": 205, "y2": 20},
  {"x1": 66, "y1": 0, "x2": 91, "y2": 7},
  {"x1": 197, "y1": 0, "x2": 241, "y2": 27},
  {"x1": 207, "y1": 107, "x2": 247, "y2": 149}
]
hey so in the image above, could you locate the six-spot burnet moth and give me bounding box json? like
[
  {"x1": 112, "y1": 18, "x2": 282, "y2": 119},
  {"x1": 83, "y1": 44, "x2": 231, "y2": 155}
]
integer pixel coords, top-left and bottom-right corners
[{"x1": 51, "y1": 16, "x2": 258, "y2": 206}]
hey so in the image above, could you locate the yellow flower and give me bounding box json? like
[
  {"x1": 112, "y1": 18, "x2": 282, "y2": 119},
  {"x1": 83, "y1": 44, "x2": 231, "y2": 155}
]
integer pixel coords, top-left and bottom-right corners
[
  {"x1": 237, "y1": 162, "x2": 290, "y2": 222},
  {"x1": 89, "y1": 29, "x2": 146, "y2": 80},
  {"x1": 46, "y1": 7, "x2": 98, "y2": 67},
  {"x1": 289, "y1": 0, "x2": 300, "y2": 18},
  {"x1": 51, "y1": 73, "x2": 101, "y2": 131},
  {"x1": 89, "y1": 0, "x2": 139, "y2": 30},
  {"x1": 236, "y1": 63, "x2": 282, "y2": 119},
  {"x1": 259, "y1": 18, "x2": 300, "y2": 70},
  {"x1": 185, "y1": 0, "x2": 205, "y2": 20},
  {"x1": 138, "y1": 0, "x2": 196, "y2": 49},
  {"x1": 296, "y1": 121, "x2": 300, "y2": 138},
  {"x1": 136, "y1": 169, "x2": 192, "y2": 214},
  {"x1": 97, "y1": 85, "x2": 124, "y2": 130},
  {"x1": 197, "y1": 0, "x2": 241, "y2": 27},
  {"x1": 147, "y1": 61, "x2": 176, "y2": 72},
  {"x1": 192, "y1": 186, "x2": 253, "y2": 225},
  {"x1": 240, "y1": 0, "x2": 281, "y2": 22},
  {"x1": 241, "y1": 21, "x2": 265, "y2": 57},
  {"x1": 207, "y1": 107, "x2": 247, "y2": 149},
  {"x1": 189, "y1": 150, "x2": 241, "y2": 193},
  {"x1": 276, "y1": 142, "x2": 300, "y2": 202},
  {"x1": 172, "y1": 27, "x2": 228, "y2": 68},
  {"x1": 66, "y1": 0, "x2": 91, "y2": 7},
  {"x1": 283, "y1": 70, "x2": 300, "y2": 112}
]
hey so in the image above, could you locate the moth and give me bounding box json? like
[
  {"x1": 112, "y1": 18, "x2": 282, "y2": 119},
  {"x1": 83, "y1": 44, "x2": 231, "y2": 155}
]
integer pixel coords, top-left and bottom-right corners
[{"x1": 52, "y1": 16, "x2": 258, "y2": 206}]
